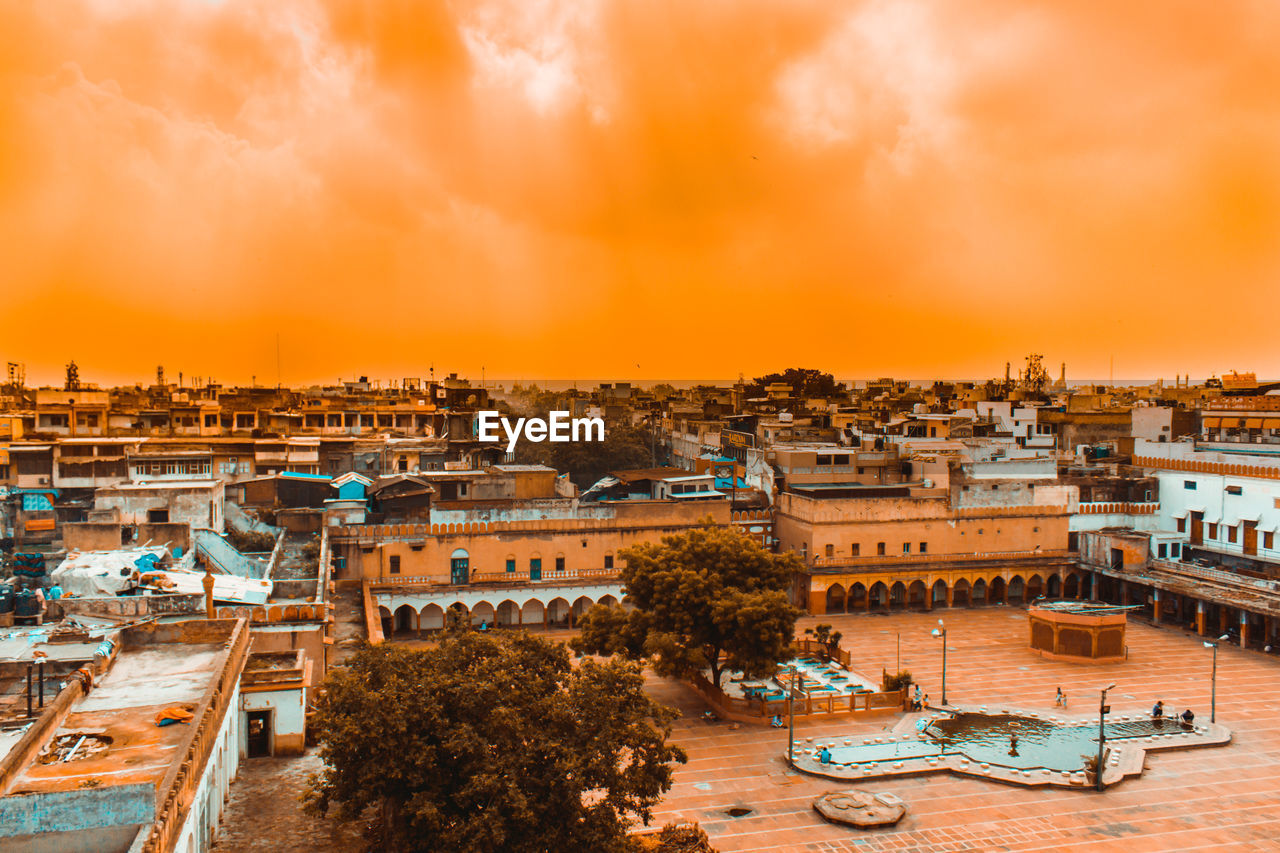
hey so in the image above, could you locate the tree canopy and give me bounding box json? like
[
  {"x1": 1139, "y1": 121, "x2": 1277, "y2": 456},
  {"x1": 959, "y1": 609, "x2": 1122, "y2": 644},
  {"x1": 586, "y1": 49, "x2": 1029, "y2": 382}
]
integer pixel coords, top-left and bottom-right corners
[
  {"x1": 516, "y1": 420, "x2": 657, "y2": 489},
  {"x1": 745, "y1": 368, "x2": 843, "y2": 398},
  {"x1": 306, "y1": 632, "x2": 686, "y2": 853},
  {"x1": 573, "y1": 522, "x2": 802, "y2": 689}
]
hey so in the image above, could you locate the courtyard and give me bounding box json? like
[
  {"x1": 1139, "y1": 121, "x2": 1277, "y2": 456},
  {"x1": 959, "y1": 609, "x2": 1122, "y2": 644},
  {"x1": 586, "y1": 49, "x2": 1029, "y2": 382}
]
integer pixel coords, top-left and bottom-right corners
[{"x1": 646, "y1": 607, "x2": 1280, "y2": 852}]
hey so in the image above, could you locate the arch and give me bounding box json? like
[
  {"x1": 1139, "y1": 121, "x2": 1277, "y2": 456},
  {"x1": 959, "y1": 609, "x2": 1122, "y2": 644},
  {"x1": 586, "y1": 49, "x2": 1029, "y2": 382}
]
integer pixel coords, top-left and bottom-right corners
[
  {"x1": 989, "y1": 575, "x2": 1006, "y2": 603},
  {"x1": 521, "y1": 599, "x2": 545, "y2": 625},
  {"x1": 572, "y1": 596, "x2": 594, "y2": 623},
  {"x1": 393, "y1": 604, "x2": 417, "y2": 634},
  {"x1": 930, "y1": 579, "x2": 948, "y2": 606},
  {"x1": 1046, "y1": 573, "x2": 1062, "y2": 598},
  {"x1": 971, "y1": 577, "x2": 988, "y2": 604},
  {"x1": 419, "y1": 603, "x2": 444, "y2": 631},
  {"x1": 952, "y1": 577, "x2": 971, "y2": 606},
  {"x1": 889, "y1": 581, "x2": 907, "y2": 609},
  {"x1": 825, "y1": 583, "x2": 847, "y2": 614},
  {"x1": 1008, "y1": 575, "x2": 1025, "y2": 604},
  {"x1": 868, "y1": 581, "x2": 888, "y2": 609},
  {"x1": 447, "y1": 601, "x2": 470, "y2": 629},
  {"x1": 1063, "y1": 573, "x2": 1080, "y2": 598},
  {"x1": 547, "y1": 597, "x2": 571, "y2": 627},
  {"x1": 472, "y1": 601, "x2": 496, "y2": 628},
  {"x1": 849, "y1": 582, "x2": 867, "y2": 609},
  {"x1": 598, "y1": 594, "x2": 619, "y2": 608},
  {"x1": 1026, "y1": 574, "x2": 1044, "y2": 601},
  {"x1": 496, "y1": 599, "x2": 520, "y2": 626},
  {"x1": 907, "y1": 580, "x2": 927, "y2": 609}
]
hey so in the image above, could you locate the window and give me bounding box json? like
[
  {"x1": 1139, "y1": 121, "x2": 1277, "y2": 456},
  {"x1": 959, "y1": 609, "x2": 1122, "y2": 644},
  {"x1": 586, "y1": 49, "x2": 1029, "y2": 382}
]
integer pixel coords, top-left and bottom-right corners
[
  {"x1": 389, "y1": 555, "x2": 400, "y2": 574},
  {"x1": 857, "y1": 467, "x2": 865, "y2": 474},
  {"x1": 1171, "y1": 543, "x2": 1181, "y2": 558},
  {"x1": 1158, "y1": 543, "x2": 1167, "y2": 559},
  {"x1": 1264, "y1": 532, "x2": 1275, "y2": 550},
  {"x1": 903, "y1": 543, "x2": 911, "y2": 554},
  {"x1": 604, "y1": 554, "x2": 614, "y2": 569},
  {"x1": 1184, "y1": 480, "x2": 1196, "y2": 490},
  {"x1": 919, "y1": 542, "x2": 927, "y2": 554},
  {"x1": 850, "y1": 543, "x2": 860, "y2": 557},
  {"x1": 1227, "y1": 525, "x2": 1237, "y2": 543},
  {"x1": 825, "y1": 544, "x2": 834, "y2": 558},
  {"x1": 816, "y1": 454, "x2": 832, "y2": 465},
  {"x1": 1208, "y1": 523, "x2": 1218, "y2": 540},
  {"x1": 459, "y1": 483, "x2": 467, "y2": 497},
  {"x1": 877, "y1": 542, "x2": 886, "y2": 556},
  {"x1": 555, "y1": 555, "x2": 565, "y2": 571},
  {"x1": 1177, "y1": 517, "x2": 1186, "y2": 533},
  {"x1": 147, "y1": 509, "x2": 169, "y2": 523},
  {"x1": 505, "y1": 558, "x2": 516, "y2": 573},
  {"x1": 1226, "y1": 485, "x2": 1243, "y2": 496}
]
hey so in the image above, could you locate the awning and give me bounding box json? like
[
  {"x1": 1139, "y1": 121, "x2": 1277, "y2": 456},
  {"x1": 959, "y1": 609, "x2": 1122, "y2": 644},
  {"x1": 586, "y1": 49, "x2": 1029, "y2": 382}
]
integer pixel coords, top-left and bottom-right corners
[
  {"x1": 0, "y1": 447, "x2": 7, "y2": 466},
  {"x1": 1264, "y1": 418, "x2": 1280, "y2": 429},
  {"x1": 1202, "y1": 417, "x2": 1221, "y2": 428},
  {"x1": 1245, "y1": 418, "x2": 1264, "y2": 428},
  {"x1": 1219, "y1": 417, "x2": 1242, "y2": 428}
]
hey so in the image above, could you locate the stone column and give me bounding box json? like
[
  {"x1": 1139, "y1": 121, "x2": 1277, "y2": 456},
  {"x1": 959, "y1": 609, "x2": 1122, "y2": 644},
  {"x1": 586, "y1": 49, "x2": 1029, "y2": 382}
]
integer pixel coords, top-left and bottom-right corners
[
  {"x1": 809, "y1": 587, "x2": 827, "y2": 615},
  {"x1": 1196, "y1": 600, "x2": 1205, "y2": 636},
  {"x1": 1152, "y1": 589, "x2": 1161, "y2": 623},
  {"x1": 945, "y1": 585, "x2": 954, "y2": 607},
  {"x1": 1240, "y1": 611, "x2": 1249, "y2": 648}
]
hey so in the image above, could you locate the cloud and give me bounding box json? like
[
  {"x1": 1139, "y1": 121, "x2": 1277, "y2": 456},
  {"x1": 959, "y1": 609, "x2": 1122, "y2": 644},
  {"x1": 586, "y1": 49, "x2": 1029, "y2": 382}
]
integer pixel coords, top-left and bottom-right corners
[{"x1": 1, "y1": 0, "x2": 1279, "y2": 385}]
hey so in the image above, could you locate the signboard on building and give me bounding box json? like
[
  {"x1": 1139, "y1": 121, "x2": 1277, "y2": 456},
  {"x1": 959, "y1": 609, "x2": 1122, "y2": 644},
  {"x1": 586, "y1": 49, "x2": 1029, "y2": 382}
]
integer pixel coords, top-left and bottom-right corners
[{"x1": 723, "y1": 429, "x2": 755, "y2": 449}]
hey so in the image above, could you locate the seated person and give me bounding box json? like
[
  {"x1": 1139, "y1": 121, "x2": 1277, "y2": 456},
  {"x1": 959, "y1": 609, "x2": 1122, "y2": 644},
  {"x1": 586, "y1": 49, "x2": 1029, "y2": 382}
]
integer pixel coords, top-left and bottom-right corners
[
  {"x1": 770, "y1": 715, "x2": 784, "y2": 728},
  {"x1": 819, "y1": 746, "x2": 831, "y2": 764},
  {"x1": 1152, "y1": 700, "x2": 1164, "y2": 719},
  {"x1": 1181, "y1": 708, "x2": 1195, "y2": 725}
]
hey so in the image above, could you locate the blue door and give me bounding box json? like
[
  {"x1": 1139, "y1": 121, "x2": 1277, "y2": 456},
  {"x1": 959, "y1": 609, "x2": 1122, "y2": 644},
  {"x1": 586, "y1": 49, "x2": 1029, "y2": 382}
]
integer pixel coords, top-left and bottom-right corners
[
  {"x1": 451, "y1": 557, "x2": 469, "y2": 585},
  {"x1": 530, "y1": 558, "x2": 541, "y2": 581}
]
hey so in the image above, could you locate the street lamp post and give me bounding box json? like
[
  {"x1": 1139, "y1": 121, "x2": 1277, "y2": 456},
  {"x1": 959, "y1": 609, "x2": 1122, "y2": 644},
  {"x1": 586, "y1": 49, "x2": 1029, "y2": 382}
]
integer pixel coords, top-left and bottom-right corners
[
  {"x1": 1205, "y1": 634, "x2": 1229, "y2": 723},
  {"x1": 930, "y1": 619, "x2": 947, "y2": 706},
  {"x1": 787, "y1": 664, "x2": 794, "y2": 764},
  {"x1": 1096, "y1": 682, "x2": 1115, "y2": 792}
]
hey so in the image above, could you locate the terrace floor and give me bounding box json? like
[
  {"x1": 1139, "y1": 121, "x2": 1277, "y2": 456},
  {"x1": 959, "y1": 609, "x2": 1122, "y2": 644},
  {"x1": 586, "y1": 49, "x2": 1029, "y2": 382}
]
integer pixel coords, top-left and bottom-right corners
[{"x1": 648, "y1": 607, "x2": 1280, "y2": 852}]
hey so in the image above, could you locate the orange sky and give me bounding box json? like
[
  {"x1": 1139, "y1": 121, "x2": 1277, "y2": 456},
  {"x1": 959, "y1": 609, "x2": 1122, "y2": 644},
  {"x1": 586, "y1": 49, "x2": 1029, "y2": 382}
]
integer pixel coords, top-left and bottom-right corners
[{"x1": 2, "y1": 1, "x2": 1279, "y2": 387}]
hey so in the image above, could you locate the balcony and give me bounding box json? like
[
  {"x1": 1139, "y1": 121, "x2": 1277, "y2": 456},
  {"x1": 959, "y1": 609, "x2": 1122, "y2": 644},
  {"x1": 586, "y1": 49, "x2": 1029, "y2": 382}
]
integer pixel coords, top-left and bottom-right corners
[
  {"x1": 370, "y1": 566, "x2": 622, "y2": 591},
  {"x1": 810, "y1": 549, "x2": 1074, "y2": 573}
]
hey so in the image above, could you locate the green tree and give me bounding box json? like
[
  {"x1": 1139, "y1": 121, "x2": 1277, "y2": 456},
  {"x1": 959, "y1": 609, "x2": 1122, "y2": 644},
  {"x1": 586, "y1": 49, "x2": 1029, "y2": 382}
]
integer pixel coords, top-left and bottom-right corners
[
  {"x1": 574, "y1": 522, "x2": 802, "y2": 690},
  {"x1": 517, "y1": 421, "x2": 657, "y2": 489},
  {"x1": 306, "y1": 633, "x2": 686, "y2": 853},
  {"x1": 745, "y1": 368, "x2": 843, "y2": 398}
]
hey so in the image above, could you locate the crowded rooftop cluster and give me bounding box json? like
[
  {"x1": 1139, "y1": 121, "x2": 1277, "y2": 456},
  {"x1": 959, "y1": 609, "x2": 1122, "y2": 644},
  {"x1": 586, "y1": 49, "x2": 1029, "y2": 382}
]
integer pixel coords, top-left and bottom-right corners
[{"x1": 2, "y1": 357, "x2": 1280, "y2": 851}]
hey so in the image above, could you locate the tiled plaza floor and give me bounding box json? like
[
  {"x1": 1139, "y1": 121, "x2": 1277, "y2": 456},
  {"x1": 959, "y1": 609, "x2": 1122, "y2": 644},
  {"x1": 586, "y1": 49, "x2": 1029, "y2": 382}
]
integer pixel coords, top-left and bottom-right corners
[{"x1": 647, "y1": 607, "x2": 1280, "y2": 852}]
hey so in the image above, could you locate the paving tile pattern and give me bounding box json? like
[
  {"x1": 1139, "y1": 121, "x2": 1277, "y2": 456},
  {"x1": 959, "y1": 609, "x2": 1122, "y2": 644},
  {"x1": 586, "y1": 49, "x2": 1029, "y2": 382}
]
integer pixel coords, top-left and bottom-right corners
[{"x1": 648, "y1": 608, "x2": 1280, "y2": 852}]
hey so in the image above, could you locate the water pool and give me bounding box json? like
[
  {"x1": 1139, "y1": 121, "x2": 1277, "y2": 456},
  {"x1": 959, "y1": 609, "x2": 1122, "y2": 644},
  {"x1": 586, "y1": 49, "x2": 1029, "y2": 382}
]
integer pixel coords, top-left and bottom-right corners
[{"x1": 824, "y1": 712, "x2": 1192, "y2": 773}]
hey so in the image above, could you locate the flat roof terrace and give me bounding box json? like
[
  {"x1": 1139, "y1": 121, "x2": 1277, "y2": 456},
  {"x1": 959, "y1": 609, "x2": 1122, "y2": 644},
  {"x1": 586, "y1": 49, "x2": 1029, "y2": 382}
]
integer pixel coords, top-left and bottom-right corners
[{"x1": 0, "y1": 619, "x2": 248, "y2": 853}]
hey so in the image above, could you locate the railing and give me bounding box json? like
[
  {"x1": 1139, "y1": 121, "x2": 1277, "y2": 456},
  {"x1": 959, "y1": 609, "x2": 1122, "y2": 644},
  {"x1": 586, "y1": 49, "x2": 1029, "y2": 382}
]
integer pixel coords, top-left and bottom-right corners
[
  {"x1": 1077, "y1": 502, "x2": 1159, "y2": 515},
  {"x1": 142, "y1": 618, "x2": 250, "y2": 853},
  {"x1": 811, "y1": 549, "x2": 1073, "y2": 570},
  {"x1": 690, "y1": 672, "x2": 904, "y2": 722},
  {"x1": 1148, "y1": 558, "x2": 1280, "y2": 593},
  {"x1": 371, "y1": 567, "x2": 623, "y2": 589}
]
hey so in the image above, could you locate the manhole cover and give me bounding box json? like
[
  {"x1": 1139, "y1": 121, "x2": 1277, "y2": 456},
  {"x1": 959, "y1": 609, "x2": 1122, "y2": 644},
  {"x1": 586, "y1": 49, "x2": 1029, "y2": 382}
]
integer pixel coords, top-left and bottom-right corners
[{"x1": 725, "y1": 807, "x2": 754, "y2": 818}]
